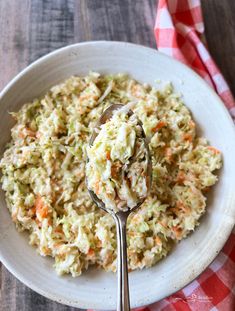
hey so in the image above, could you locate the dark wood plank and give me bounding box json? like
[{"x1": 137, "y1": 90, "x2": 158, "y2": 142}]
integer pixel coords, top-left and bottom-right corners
[
  {"x1": 29, "y1": 0, "x2": 75, "y2": 62},
  {"x1": 0, "y1": 0, "x2": 30, "y2": 90},
  {"x1": 0, "y1": 0, "x2": 234, "y2": 310},
  {"x1": 74, "y1": 0, "x2": 156, "y2": 47},
  {"x1": 201, "y1": 0, "x2": 235, "y2": 95}
]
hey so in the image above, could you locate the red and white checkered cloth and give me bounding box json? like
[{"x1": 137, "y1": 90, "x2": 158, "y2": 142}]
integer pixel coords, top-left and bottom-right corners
[
  {"x1": 154, "y1": 0, "x2": 235, "y2": 119},
  {"x1": 142, "y1": 0, "x2": 235, "y2": 310}
]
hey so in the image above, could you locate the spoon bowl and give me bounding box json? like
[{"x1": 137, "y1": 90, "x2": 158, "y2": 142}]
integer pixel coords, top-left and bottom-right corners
[{"x1": 86, "y1": 104, "x2": 152, "y2": 311}]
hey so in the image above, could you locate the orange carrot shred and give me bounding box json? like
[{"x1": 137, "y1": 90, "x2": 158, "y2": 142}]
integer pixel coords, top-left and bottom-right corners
[
  {"x1": 106, "y1": 150, "x2": 111, "y2": 160},
  {"x1": 35, "y1": 195, "x2": 48, "y2": 219},
  {"x1": 172, "y1": 226, "x2": 182, "y2": 239},
  {"x1": 152, "y1": 121, "x2": 166, "y2": 132},
  {"x1": 165, "y1": 147, "x2": 172, "y2": 161},
  {"x1": 155, "y1": 236, "x2": 162, "y2": 245},
  {"x1": 88, "y1": 248, "x2": 95, "y2": 256},
  {"x1": 207, "y1": 146, "x2": 220, "y2": 155},
  {"x1": 183, "y1": 133, "x2": 193, "y2": 142}
]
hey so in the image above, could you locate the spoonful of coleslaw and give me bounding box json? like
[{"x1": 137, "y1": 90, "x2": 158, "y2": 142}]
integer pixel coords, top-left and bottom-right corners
[{"x1": 86, "y1": 104, "x2": 152, "y2": 311}]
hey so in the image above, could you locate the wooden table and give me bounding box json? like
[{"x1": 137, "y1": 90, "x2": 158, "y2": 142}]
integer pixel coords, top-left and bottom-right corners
[{"x1": 0, "y1": 1, "x2": 234, "y2": 310}]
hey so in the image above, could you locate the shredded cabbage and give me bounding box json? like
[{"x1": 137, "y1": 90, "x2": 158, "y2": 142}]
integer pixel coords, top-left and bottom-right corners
[
  {"x1": 86, "y1": 111, "x2": 148, "y2": 212},
  {"x1": 0, "y1": 73, "x2": 222, "y2": 276}
]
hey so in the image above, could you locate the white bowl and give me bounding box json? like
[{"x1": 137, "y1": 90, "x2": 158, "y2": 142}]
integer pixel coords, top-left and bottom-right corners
[{"x1": 0, "y1": 41, "x2": 235, "y2": 309}]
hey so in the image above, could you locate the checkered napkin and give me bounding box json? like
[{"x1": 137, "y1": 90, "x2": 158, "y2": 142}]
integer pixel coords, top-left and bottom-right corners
[
  {"x1": 154, "y1": 0, "x2": 235, "y2": 119},
  {"x1": 138, "y1": 0, "x2": 235, "y2": 310}
]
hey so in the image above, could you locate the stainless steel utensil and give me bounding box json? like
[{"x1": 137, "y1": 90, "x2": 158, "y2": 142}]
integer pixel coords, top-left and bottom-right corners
[{"x1": 87, "y1": 104, "x2": 152, "y2": 311}]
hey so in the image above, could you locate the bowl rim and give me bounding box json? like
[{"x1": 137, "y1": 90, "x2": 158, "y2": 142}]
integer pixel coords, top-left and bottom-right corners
[{"x1": 0, "y1": 40, "x2": 235, "y2": 309}]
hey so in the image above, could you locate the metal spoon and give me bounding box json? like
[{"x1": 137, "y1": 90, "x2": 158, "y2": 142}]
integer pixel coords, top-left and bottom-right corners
[{"x1": 86, "y1": 104, "x2": 152, "y2": 311}]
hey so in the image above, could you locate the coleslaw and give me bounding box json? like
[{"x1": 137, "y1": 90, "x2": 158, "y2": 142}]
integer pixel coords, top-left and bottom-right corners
[
  {"x1": 0, "y1": 72, "x2": 222, "y2": 276},
  {"x1": 86, "y1": 109, "x2": 148, "y2": 212}
]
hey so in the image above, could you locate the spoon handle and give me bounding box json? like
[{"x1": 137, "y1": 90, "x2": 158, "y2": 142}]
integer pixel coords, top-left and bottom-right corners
[{"x1": 115, "y1": 213, "x2": 130, "y2": 311}]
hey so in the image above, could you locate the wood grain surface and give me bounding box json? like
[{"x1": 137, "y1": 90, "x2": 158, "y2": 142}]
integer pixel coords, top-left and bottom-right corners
[{"x1": 0, "y1": 1, "x2": 234, "y2": 310}]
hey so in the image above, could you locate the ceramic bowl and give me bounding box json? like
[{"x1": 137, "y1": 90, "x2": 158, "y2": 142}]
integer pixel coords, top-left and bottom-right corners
[{"x1": 0, "y1": 41, "x2": 235, "y2": 309}]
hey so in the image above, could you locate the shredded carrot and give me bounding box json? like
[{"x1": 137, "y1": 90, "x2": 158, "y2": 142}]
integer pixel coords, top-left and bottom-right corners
[
  {"x1": 176, "y1": 201, "x2": 190, "y2": 214},
  {"x1": 106, "y1": 150, "x2": 111, "y2": 160},
  {"x1": 111, "y1": 166, "x2": 117, "y2": 177},
  {"x1": 94, "y1": 181, "x2": 100, "y2": 195},
  {"x1": 152, "y1": 121, "x2": 166, "y2": 132},
  {"x1": 55, "y1": 226, "x2": 63, "y2": 234},
  {"x1": 19, "y1": 127, "x2": 36, "y2": 139},
  {"x1": 207, "y1": 146, "x2": 220, "y2": 155},
  {"x1": 176, "y1": 200, "x2": 184, "y2": 209},
  {"x1": 172, "y1": 226, "x2": 182, "y2": 239},
  {"x1": 165, "y1": 147, "x2": 172, "y2": 161},
  {"x1": 88, "y1": 248, "x2": 95, "y2": 256},
  {"x1": 79, "y1": 94, "x2": 97, "y2": 101},
  {"x1": 35, "y1": 195, "x2": 48, "y2": 219},
  {"x1": 183, "y1": 133, "x2": 193, "y2": 142},
  {"x1": 31, "y1": 206, "x2": 36, "y2": 215},
  {"x1": 54, "y1": 242, "x2": 63, "y2": 249},
  {"x1": 26, "y1": 128, "x2": 36, "y2": 137},
  {"x1": 155, "y1": 236, "x2": 162, "y2": 245}
]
